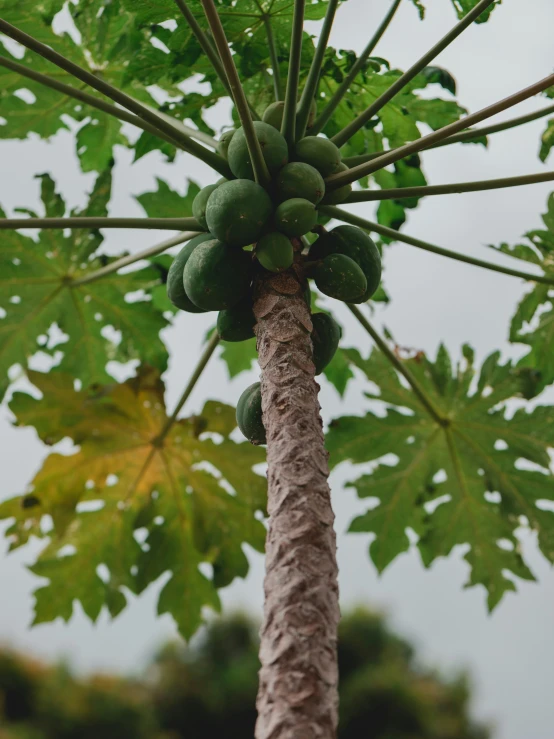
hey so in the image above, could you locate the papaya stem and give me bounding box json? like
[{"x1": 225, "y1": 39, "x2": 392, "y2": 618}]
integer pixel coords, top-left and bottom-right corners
[
  {"x1": 347, "y1": 304, "x2": 447, "y2": 426},
  {"x1": 0, "y1": 19, "x2": 230, "y2": 177},
  {"x1": 200, "y1": 0, "x2": 270, "y2": 186},
  {"x1": 254, "y1": 270, "x2": 339, "y2": 739},
  {"x1": 155, "y1": 332, "x2": 221, "y2": 446},
  {"x1": 70, "y1": 232, "x2": 201, "y2": 288},
  {"x1": 310, "y1": 0, "x2": 402, "y2": 136},
  {"x1": 0, "y1": 56, "x2": 217, "y2": 152},
  {"x1": 344, "y1": 170, "x2": 554, "y2": 203},
  {"x1": 321, "y1": 206, "x2": 554, "y2": 287},
  {"x1": 296, "y1": 0, "x2": 339, "y2": 140},
  {"x1": 342, "y1": 102, "x2": 554, "y2": 167},
  {"x1": 326, "y1": 72, "x2": 554, "y2": 190},
  {"x1": 264, "y1": 14, "x2": 282, "y2": 101},
  {"x1": 0, "y1": 217, "x2": 202, "y2": 231},
  {"x1": 330, "y1": 0, "x2": 496, "y2": 148},
  {"x1": 281, "y1": 0, "x2": 306, "y2": 148}
]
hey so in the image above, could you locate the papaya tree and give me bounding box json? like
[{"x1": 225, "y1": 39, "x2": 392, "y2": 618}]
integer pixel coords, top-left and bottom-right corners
[{"x1": 0, "y1": 1, "x2": 553, "y2": 737}]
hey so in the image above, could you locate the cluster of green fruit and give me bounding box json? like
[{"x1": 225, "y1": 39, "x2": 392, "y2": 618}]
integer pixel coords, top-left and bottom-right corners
[{"x1": 166, "y1": 100, "x2": 382, "y2": 444}]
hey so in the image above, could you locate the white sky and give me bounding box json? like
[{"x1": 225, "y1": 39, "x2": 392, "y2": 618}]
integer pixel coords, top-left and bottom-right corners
[{"x1": 1, "y1": 1, "x2": 554, "y2": 738}]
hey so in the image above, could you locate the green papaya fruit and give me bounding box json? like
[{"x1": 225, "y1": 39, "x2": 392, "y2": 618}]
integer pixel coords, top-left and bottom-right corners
[
  {"x1": 192, "y1": 184, "x2": 218, "y2": 230},
  {"x1": 262, "y1": 101, "x2": 285, "y2": 130},
  {"x1": 236, "y1": 382, "x2": 266, "y2": 445},
  {"x1": 218, "y1": 129, "x2": 236, "y2": 159},
  {"x1": 294, "y1": 136, "x2": 342, "y2": 178},
  {"x1": 256, "y1": 232, "x2": 294, "y2": 273},
  {"x1": 262, "y1": 99, "x2": 317, "y2": 131},
  {"x1": 321, "y1": 162, "x2": 352, "y2": 205},
  {"x1": 183, "y1": 238, "x2": 253, "y2": 311},
  {"x1": 228, "y1": 121, "x2": 288, "y2": 180},
  {"x1": 217, "y1": 297, "x2": 256, "y2": 342},
  {"x1": 275, "y1": 162, "x2": 325, "y2": 205},
  {"x1": 310, "y1": 225, "x2": 382, "y2": 301},
  {"x1": 314, "y1": 253, "x2": 367, "y2": 303},
  {"x1": 274, "y1": 198, "x2": 317, "y2": 238},
  {"x1": 166, "y1": 233, "x2": 212, "y2": 313},
  {"x1": 206, "y1": 179, "x2": 273, "y2": 248},
  {"x1": 311, "y1": 313, "x2": 341, "y2": 374}
]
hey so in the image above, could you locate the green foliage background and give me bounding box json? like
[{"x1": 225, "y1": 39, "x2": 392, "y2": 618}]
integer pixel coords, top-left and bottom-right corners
[{"x1": 0, "y1": 610, "x2": 490, "y2": 739}]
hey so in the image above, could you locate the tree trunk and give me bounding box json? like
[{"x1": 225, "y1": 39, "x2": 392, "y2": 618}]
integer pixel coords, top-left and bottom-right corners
[{"x1": 253, "y1": 264, "x2": 340, "y2": 739}]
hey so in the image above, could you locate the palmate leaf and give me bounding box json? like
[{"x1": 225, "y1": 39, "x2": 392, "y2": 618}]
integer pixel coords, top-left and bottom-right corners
[
  {"x1": 0, "y1": 170, "x2": 169, "y2": 399},
  {"x1": 136, "y1": 178, "x2": 200, "y2": 218},
  {"x1": 124, "y1": 0, "x2": 336, "y2": 38},
  {"x1": 327, "y1": 345, "x2": 554, "y2": 610},
  {"x1": 0, "y1": 0, "x2": 187, "y2": 170},
  {"x1": 490, "y1": 192, "x2": 554, "y2": 393},
  {"x1": 0, "y1": 366, "x2": 266, "y2": 637}
]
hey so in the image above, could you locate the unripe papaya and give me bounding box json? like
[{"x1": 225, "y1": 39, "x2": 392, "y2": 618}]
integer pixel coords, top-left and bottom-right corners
[
  {"x1": 262, "y1": 101, "x2": 285, "y2": 130},
  {"x1": 321, "y1": 162, "x2": 352, "y2": 205},
  {"x1": 274, "y1": 198, "x2": 317, "y2": 238},
  {"x1": 263, "y1": 99, "x2": 317, "y2": 131},
  {"x1": 206, "y1": 179, "x2": 273, "y2": 248},
  {"x1": 236, "y1": 382, "x2": 266, "y2": 445},
  {"x1": 294, "y1": 136, "x2": 342, "y2": 178},
  {"x1": 217, "y1": 297, "x2": 256, "y2": 342},
  {"x1": 228, "y1": 121, "x2": 288, "y2": 180},
  {"x1": 256, "y1": 232, "x2": 294, "y2": 273},
  {"x1": 275, "y1": 162, "x2": 325, "y2": 205},
  {"x1": 311, "y1": 313, "x2": 341, "y2": 374},
  {"x1": 218, "y1": 129, "x2": 236, "y2": 159},
  {"x1": 192, "y1": 184, "x2": 218, "y2": 230},
  {"x1": 183, "y1": 238, "x2": 253, "y2": 311},
  {"x1": 310, "y1": 225, "x2": 382, "y2": 301},
  {"x1": 166, "y1": 233, "x2": 212, "y2": 313},
  {"x1": 314, "y1": 253, "x2": 367, "y2": 303}
]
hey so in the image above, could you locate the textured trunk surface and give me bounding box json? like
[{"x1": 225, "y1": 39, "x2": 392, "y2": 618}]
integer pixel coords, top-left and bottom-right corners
[{"x1": 253, "y1": 265, "x2": 340, "y2": 739}]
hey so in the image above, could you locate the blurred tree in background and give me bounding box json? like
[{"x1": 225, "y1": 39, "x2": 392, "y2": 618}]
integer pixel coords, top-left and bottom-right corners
[{"x1": 0, "y1": 609, "x2": 490, "y2": 738}]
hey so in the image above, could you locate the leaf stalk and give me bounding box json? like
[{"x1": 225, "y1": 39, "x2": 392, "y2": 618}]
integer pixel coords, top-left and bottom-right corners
[
  {"x1": 200, "y1": 0, "x2": 270, "y2": 185},
  {"x1": 330, "y1": 0, "x2": 496, "y2": 148},
  {"x1": 327, "y1": 72, "x2": 554, "y2": 189},
  {"x1": 347, "y1": 304, "x2": 447, "y2": 425}
]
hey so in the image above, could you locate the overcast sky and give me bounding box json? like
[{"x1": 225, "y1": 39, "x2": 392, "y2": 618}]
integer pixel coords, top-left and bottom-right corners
[{"x1": 1, "y1": 1, "x2": 554, "y2": 738}]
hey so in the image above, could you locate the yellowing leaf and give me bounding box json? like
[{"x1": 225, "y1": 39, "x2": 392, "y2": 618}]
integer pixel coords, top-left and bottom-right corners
[{"x1": 1, "y1": 365, "x2": 266, "y2": 637}]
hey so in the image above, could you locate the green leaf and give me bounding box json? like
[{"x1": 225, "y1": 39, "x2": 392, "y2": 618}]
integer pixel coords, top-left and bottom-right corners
[
  {"x1": 490, "y1": 192, "x2": 554, "y2": 392},
  {"x1": 326, "y1": 345, "x2": 554, "y2": 610},
  {"x1": 0, "y1": 366, "x2": 266, "y2": 637},
  {"x1": 323, "y1": 349, "x2": 354, "y2": 397},
  {"x1": 450, "y1": 0, "x2": 502, "y2": 23},
  {"x1": 539, "y1": 119, "x2": 554, "y2": 163},
  {"x1": 219, "y1": 339, "x2": 258, "y2": 379},
  {"x1": 136, "y1": 178, "x2": 200, "y2": 218},
  {"x1": 76, "y1": 115, "x2": 127, "y2": 173},
  {"x1": 0, "y1": 170, "x2": 169, "y2": 398}
]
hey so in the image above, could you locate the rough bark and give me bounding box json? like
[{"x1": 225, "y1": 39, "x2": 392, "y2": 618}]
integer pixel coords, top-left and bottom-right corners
[{"x1": 253, "y1": 263, "x2": 340, "y2": 739}]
